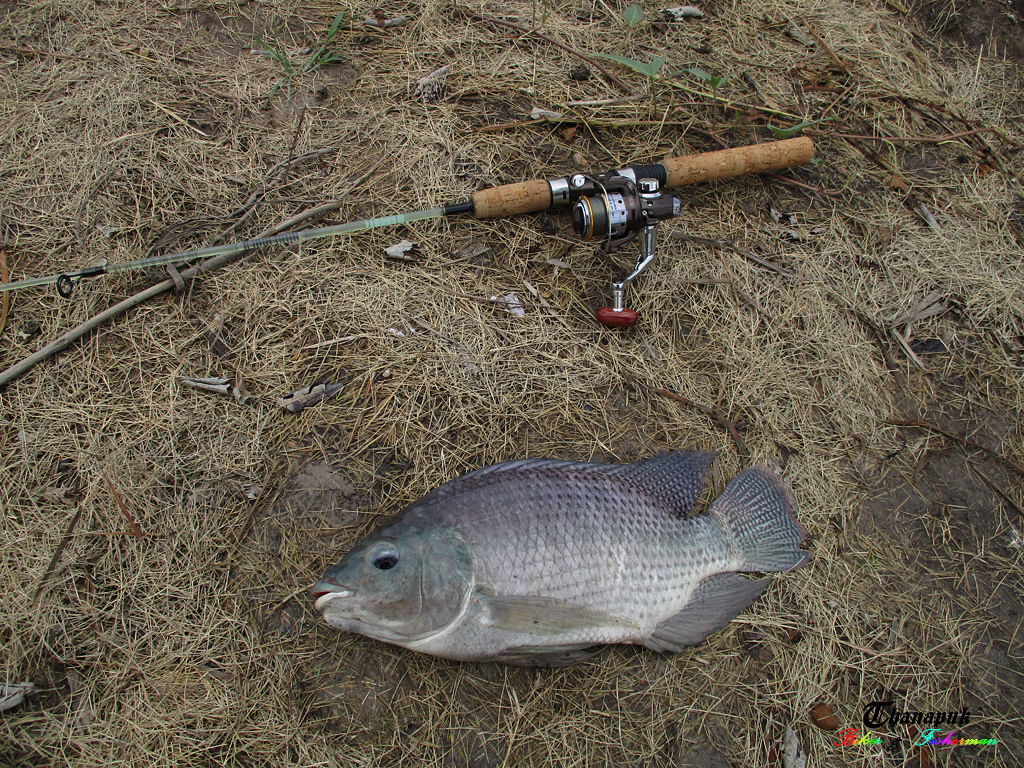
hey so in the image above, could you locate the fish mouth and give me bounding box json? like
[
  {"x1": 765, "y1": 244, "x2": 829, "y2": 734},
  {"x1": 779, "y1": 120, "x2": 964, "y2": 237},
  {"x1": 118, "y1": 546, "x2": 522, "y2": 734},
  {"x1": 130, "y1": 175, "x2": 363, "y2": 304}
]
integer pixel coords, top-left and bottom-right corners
[{"x1": 311, "y1": 581, "x2": 353, "y2": 611}]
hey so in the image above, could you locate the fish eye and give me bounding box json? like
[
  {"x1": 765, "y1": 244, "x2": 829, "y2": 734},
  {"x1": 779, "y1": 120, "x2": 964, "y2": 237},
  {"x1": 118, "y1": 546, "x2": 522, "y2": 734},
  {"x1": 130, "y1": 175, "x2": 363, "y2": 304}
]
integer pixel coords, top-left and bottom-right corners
[{"x1": 368, "y1": 543, "x2": 400, "y2": 570}]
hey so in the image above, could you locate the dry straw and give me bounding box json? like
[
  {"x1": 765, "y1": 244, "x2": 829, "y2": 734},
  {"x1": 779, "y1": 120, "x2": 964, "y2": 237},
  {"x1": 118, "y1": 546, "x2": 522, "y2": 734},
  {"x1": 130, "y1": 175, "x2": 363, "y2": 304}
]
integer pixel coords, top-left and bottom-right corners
[{"x1": 1, "y1": 0, "x2": 1022, "y2": 765}]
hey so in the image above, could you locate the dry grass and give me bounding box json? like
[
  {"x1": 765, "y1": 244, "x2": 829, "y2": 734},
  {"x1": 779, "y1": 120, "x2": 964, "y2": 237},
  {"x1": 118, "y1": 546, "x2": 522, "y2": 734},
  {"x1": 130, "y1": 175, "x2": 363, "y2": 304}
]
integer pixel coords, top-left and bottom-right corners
[{"x1": 2, "y1": 0, "x2": 1023, "y2": 765}]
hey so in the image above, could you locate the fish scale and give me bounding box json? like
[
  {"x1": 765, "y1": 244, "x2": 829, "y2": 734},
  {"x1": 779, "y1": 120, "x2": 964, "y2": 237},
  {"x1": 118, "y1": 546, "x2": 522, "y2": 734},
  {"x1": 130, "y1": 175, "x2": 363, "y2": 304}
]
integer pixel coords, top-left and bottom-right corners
[
  {"x1": 454, "y1": 471, "x2": 718, "y2": 616},
  {"x1": 312, "y1": 450, "x2": 809, "y2": 666}
]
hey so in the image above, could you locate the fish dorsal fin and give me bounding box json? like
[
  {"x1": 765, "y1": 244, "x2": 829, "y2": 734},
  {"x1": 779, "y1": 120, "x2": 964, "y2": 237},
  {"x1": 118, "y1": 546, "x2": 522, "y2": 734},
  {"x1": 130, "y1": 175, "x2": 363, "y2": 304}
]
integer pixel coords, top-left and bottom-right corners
[
  {"x1": 478, "y1": 594, "x2": 639, "y2": 636},
  {"x1": 607, "y1": 450, "x2": 717, "y2": 516},
  {"x1": 450, "y1": 451, "x2": 716, "y2": 517},
  {"x1": 455, "y1": 458, "x2": 599, "y2": 482}
]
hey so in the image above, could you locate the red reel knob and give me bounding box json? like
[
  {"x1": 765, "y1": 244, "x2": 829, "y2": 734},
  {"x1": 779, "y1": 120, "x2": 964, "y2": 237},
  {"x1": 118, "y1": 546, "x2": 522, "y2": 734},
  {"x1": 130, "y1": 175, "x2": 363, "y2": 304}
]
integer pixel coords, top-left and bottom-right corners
[{"x1": 596, "y1": 307, "x2": 638, "y2": 327}]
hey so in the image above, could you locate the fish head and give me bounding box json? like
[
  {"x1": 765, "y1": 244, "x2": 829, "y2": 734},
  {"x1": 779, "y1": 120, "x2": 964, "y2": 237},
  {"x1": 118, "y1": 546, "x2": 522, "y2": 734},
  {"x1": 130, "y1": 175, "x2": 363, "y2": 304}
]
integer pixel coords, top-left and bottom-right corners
[{"x1": 311, "y1": 525, "x2": 475, "y2": 645}]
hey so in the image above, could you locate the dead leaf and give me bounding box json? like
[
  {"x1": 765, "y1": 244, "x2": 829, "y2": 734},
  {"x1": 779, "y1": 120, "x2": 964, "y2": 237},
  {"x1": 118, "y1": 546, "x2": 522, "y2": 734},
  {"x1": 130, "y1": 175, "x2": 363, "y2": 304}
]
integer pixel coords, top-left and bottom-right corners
[
  {"x1": 530, "y1": 106, "x2": 563, "y2": 120},
  {"x1": 198, "y1": 661, "x2": 233, "y2": 681},
  {"x1": 454, "y1": 241, "x2": 492, "y2": 264},
  {"x1": 206, "y1": 314, "x2": 231, "y2": 357},
  {"x1": 20, "y1": 320, "x2": 41, "y2": 340},
  {"x1": 916, "y1": 201, "x2": 941, "y2": 232},
  {"x1": 384, "y1": 240, "x2": 418, "y2": 261},
  {"x1": 809, "y1": 702, "x2": 840, "y2": 730},
  {"x1": 739, "y1": 629, "x2": 774, "y2": 662},
  {"x1": 785, "y1": 25, "x2": 816, "y2": 47},
  {"x1": 885, "y1": 174, "x2": 912, "y2": 193},
  {"x1": 363, "y1": 14, "x2": 407, "y2": 28},
  {"x1": 782, "y1": 726, "x2": 806, "y2": 768},
  {"x1": 490, "y1": 292, "x2": 525, "y2": 317},
  {"x1": 41, "y1": 486, "x2": 78, "y2": 505},
  {"x1": 661, "y1": 6, "x2": 704, "y2": 20},
  {"x1": 886, "y1": 291, "x2": 948, "y2": 327}
]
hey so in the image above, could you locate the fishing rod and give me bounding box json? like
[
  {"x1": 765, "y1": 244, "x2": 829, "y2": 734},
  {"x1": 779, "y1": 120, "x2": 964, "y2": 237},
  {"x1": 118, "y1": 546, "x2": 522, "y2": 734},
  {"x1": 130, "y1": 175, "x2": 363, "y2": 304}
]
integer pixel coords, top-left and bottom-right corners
[{"x1": 1, "y1": 137, "x2": 814, "y2": 326}]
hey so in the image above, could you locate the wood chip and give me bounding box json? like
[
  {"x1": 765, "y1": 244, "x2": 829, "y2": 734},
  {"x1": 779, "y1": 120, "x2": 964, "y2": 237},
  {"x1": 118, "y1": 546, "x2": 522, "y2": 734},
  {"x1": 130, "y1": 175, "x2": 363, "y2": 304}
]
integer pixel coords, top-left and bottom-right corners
[
  {"x1": 1, "y1": 682, "x2": 35, "y2": 712},
  {"x1": 413, "y1": 66, "x2": 448, "y2": 103},
  {"x1": 362, "y1": 15, "x2": 407, "y2": 28},
  {"x1": 278, "y1": 382, "x2": 345, "y2": 413}
]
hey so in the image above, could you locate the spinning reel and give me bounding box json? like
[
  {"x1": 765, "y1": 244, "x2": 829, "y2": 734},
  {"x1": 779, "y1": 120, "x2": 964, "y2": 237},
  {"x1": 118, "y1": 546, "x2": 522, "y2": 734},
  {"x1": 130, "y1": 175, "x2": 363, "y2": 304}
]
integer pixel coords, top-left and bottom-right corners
[{"x1": 569, "y1": 174, "x2": 682, "y2": 327}]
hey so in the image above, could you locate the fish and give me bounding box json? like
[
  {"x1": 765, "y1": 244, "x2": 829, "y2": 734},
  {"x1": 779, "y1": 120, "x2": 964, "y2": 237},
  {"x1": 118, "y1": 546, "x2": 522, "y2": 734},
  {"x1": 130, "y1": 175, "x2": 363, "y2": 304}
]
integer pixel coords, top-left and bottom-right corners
[{"x1": 311, "y1": 450, "x2": 809, "y2": 666}]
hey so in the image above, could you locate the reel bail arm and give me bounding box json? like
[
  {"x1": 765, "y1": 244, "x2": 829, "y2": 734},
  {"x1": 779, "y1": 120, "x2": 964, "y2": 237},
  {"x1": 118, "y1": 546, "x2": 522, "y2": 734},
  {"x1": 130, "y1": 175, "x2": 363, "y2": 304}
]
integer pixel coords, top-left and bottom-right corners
[{"x1": 573, "y1": 176, "x2": 680, "y2": 327}]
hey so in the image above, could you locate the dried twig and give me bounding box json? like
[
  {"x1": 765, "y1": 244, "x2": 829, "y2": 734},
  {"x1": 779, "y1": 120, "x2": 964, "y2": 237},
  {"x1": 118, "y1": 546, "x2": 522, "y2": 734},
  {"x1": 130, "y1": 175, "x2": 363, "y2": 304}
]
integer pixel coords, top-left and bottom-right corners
[
  {"x1": 654, "y1": 387, "x2": 749, "y2": 461},
  {"x1": 0, "y1": 237, "x2": 9, "y2": 338},
  {"x1": 669, "y1": 231, "x2": 794, "y2": 277},
  {"x1": 479, "y1": 116, "x2": 697, "y2": 132},
  {"x1": 213, "y1": 151, "x2": 335, "y2": 243},
  {"x1": 810, "y1": 127, "x2": 1000, "y2": 144},
  {"x1": 887, "y1": 420, "x2": 1024, "y2": 478},
  {"x1": 104, "y1": 475, "x2": 143, "y2": 537},
  {"x1": 471, "y1": 14, "x2": 636, "y2": 96},
  {"x1": 32, "y1": 505, "x2": 85, "y2": 606},
  {"x1": 972, "y1": 466, "x2": 1024, "y2": 520}
]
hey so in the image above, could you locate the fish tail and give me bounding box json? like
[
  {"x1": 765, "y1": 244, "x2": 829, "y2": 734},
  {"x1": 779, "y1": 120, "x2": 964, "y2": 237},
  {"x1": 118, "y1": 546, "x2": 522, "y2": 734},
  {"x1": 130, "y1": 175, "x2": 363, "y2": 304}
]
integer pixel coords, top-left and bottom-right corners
[{"x1": 708, "y1": 465, "x2": 810, "y2": 572}]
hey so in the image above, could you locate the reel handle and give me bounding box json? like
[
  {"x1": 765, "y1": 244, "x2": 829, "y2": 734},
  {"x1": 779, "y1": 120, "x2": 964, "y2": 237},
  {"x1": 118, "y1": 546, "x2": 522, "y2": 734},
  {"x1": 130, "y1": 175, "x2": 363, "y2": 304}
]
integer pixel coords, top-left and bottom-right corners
[{"x1": 597, "y1": 307, "x2": 638, "y2": 327}]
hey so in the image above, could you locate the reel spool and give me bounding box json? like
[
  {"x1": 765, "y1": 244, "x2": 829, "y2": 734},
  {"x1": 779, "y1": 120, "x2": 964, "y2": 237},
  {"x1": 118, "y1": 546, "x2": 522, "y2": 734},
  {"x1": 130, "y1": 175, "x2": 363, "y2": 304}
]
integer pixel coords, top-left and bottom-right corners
[{"x1": 571, "y1": 176, "x2": 681, "y2": 327}]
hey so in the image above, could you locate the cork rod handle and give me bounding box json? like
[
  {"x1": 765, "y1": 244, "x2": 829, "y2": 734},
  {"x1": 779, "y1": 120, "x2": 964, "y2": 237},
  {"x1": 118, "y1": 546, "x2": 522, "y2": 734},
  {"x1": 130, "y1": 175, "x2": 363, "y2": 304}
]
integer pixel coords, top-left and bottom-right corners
[
  {"x1": 661, "y1": 136, "x2": 815, "y2": 187},
  {"x1": 472, "y1": 180, "x2": 552, "y2": 219}
]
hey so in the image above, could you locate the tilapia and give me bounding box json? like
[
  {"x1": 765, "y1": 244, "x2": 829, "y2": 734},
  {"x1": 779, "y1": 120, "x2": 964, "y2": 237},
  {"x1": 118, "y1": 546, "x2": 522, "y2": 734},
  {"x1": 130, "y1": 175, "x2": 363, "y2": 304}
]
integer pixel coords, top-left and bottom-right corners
[{"x1": 311, "y1": 451, "x2": 809, "y2": 666}]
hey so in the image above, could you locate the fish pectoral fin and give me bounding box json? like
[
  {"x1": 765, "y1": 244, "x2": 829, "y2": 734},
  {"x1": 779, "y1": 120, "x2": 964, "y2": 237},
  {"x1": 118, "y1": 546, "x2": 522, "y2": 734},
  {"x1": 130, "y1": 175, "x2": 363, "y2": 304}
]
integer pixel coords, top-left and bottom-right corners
[
  {"x1": 644, "y1": 572, "x2": 768, "y2": 652},
  {"x1": 493, "y1": 643, "x2": 605, "y2": 667},
  {"x1": 479, "y1": 594, "x2": 637, "y2": 635}
]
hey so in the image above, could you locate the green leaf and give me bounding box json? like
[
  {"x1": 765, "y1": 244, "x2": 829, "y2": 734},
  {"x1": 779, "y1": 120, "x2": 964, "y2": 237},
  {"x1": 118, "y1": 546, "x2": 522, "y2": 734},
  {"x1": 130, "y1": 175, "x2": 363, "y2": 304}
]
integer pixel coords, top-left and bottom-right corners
[
  {"x1": 306, "y1": 11, "x2": 349, "y2": 72},
  {"x1": 768, "y1": 120, "x2": 816, "y2": 139},
  {"x1": 682, "y1": 67, "x2": 729, "y2": 89},
  {"x1": 592, "y1": 52, "x2": 666, "y2": 78},
  {"x1": 325, "y1": 10, "x2": 348, "y2": 42},
  {"x1": 623, "y1": 3, "x2": 644, "y2": 27}
]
